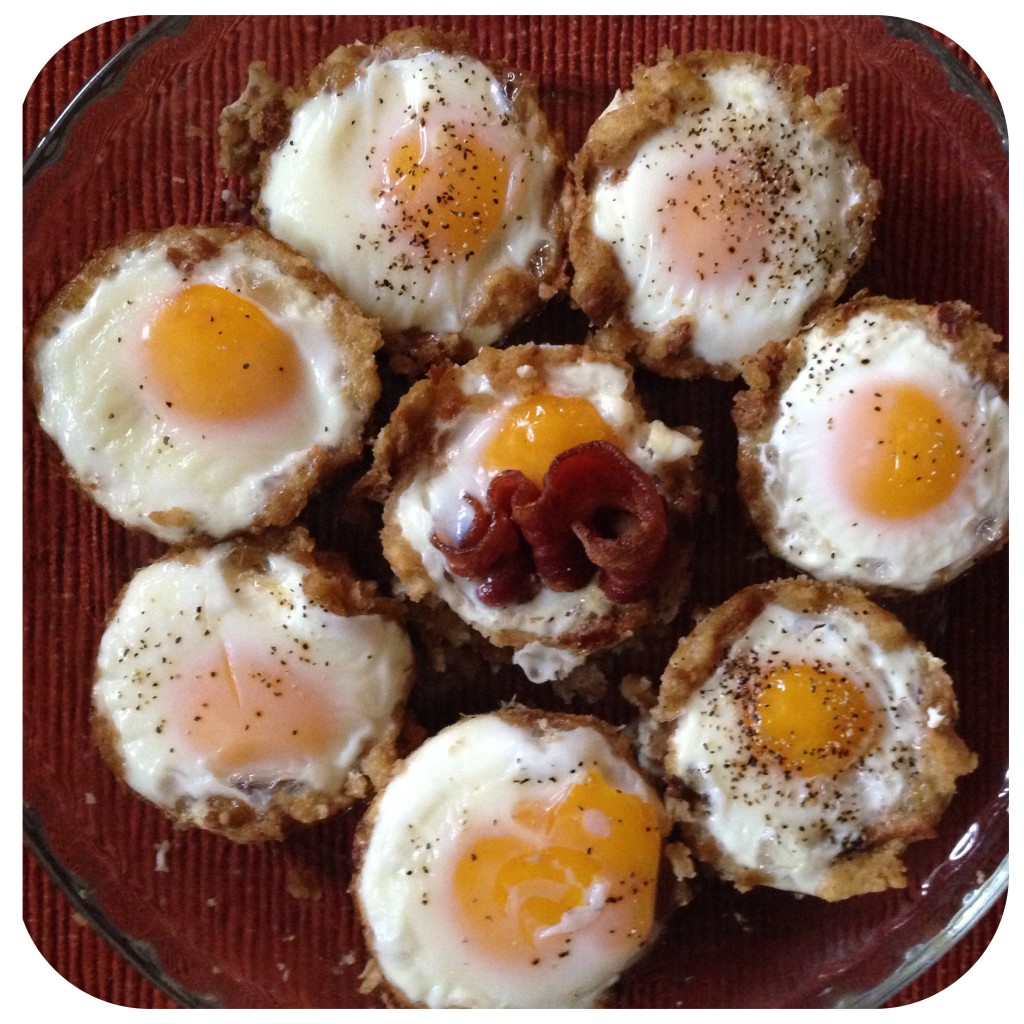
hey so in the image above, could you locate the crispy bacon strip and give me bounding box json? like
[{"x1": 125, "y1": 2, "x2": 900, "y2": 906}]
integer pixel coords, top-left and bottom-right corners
[
  {"x1": 430, "y1": 473, "x2": 540, "y2": 606},
  {"x1": 510, "y1": 473, "x2": 593, "y2": 593},
  {"x1": 513, "y1": 440, "x2": 668, "y2": 603}
]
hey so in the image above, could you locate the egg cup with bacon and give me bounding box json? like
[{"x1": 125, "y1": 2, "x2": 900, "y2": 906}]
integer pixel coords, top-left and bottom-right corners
[{"x1": 362, "y1": 343, "x2": 703, "y2": 683}]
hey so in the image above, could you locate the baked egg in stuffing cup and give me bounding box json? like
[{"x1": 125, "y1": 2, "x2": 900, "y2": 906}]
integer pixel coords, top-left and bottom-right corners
[
  {"x1": 639, "y1": 577, "x2": 977, "y2": 901},
  {"x1": 733, "y1": 296, "x2": 1009, "y2": 594},
  {"x1": 219, "y1": 27, "x2": 571, "y2": 374},
  {"x1": 363, "y1": 343, "x2": 703, "y2": 684},
  {"x1": 29, "y1": 224, "x2": 382, "y2": 545},
  {"x1": 354, "y1": 708, "x2": 679, "y2": 1008},
  {"x1": 91, "y1": 529, "x2": 415, "y2": 842},
  {"x1": 569, "y1": 50, "x2": 880, "y2": 380}
]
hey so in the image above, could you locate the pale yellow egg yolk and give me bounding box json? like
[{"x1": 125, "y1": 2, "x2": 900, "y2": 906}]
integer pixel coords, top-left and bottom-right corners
[
  {"x1": 179, "y1": 645, "x2": 340, "y2": 779},
  {"x1": 660, "y1": 159, "x2": 771, "y2": 282},
  {"x1": 745, "y1": 662, "x2": 877, "y2": 777},
  {"x1": 453, "y1": 770, "x2": 661, "y2": 963},
  {"x1": 382, "y1": 122, "x2": 510, "y2": 261},
  {"x1": 145, "y1": 284, "x2": 303, "y2": 422},
  {"x1": 483, "y1": 394, "x2": 621, "y2": 487},
  {"x1": 832, "y1": 382, "x2": 964, "y2": 519}
]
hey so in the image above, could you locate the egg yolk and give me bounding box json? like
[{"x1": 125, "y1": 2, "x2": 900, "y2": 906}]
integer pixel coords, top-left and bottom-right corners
[
  {"x1": 659, "y1": 158, "x2": 772, "y2": 282},
  {"x1": 745, "y1": 662, "x2": 877, "y2": 777},
  {"x1": 483, "y1": 394, "x2": 621, "y2": 487},
  {"x1": 382, "y1": 122, "x2": 510, "y2": 262},
  {"x1": 145, "y1": 284, "x2": 303, "y2": 422},
  {"x1": 177, "y1": 645, "x2": 341, "y2": 779},
  {"x1": 832, "y1": 382, "x2": 964, "y2": 519},
  {"x1": 453, "y1": 770, "x2": 660, "y2": 964}
]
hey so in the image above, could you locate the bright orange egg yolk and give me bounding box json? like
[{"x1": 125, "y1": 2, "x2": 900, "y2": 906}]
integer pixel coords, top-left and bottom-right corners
[
  {"x1": 483, "y1": 394, "x2": 621, "y2": 487},
  {"x1": 145, "y1": 283, "x2": 303, "y2": 422},
  {"x1": 381, "y1": 122, "x2": 510, "y2": 261},
  {"x1": 178, "y1": 645, "x2": 340, "y2": 778},
  {"x1": 745, "y1": 662, "x2": 877, "y2": 777},
  {"x1": 659, "y1": 158, "x2": 771, "y2": 281},
  {"x1": 453, "y1": 770, "x2": 661, "y2": 963},
  {"x1": 832, "y1": 382, "x2": 964, "y2": 519}
]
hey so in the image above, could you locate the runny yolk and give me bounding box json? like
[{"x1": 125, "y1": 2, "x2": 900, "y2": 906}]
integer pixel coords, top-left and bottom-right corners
[
  {"x1": 483, "y1": 394, "x2": 621, "y2": 487},
  {"x1": 745, "y1": 662, "x2": 877, "y2": 777},
  {"x1": 145, "y1": 284, "x2": 303, "y2": 422},
  {"x1": 832, "y1": 382, "x2": 964, "y2": 519},
  {"x1": 179, "y1": 645, "x2": 340, "y2": 778},
  {"x1": 381, "y1": 122, "x2": 510, "y2": 261},
  {"x1": 453, "y1": 770, "x2": 661, "y2": 964},
  {"x1": 660, "y1": 158, "x2": 772, "y2": 282}
]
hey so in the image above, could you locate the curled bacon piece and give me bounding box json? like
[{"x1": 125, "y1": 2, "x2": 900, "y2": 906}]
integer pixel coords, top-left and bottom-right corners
[
  {"x1": 514, "y1": 440, "x2": 668, "y2": 603},
  {"x1": 510, "y1": 473, "x2": 593, "y2": 594},
  {"x1": 431, "y1": 472, "x2": 541, "y2": 606},
  {"x1": 430, "y1": 441, "x2": 669, "y2": 607}
]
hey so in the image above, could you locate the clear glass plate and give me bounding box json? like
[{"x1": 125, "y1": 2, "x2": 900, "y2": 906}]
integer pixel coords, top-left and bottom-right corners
[{"x1": 23, "y1": 14, "x2": 1008, "y2": 1009}]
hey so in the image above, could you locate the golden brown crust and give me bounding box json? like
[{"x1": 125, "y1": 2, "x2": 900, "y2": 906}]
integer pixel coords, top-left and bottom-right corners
[
  {"x1": 647, "y1": 577, "x2": 977, "y2": 901},
  {"x1": 569, "y1": 49, "x2": 881, "y2": 380},
  {"x1": 220, "y1": 28, "x2": 572, "y2": 374},
  {"x1": 363, "y1": 343, "x2": 702, "y2": 667},
  {"x1": 91, "y1": 529, "x2": 413, "y2": 843},
  {"x1": 29, "y1": 224, "x2": 383, "y2": 546},
  {"x1": 732, "y1": 295, "x2": 1009, "y2": 596},
  {"x1": 218, "y1": 62, "x2": 291, "y2": 182}
]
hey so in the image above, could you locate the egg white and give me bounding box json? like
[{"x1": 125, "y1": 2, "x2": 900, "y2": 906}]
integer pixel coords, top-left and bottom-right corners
[
  {"x1": 33, "y1": 230, "x2": 376, "y2": 544},
  {"x1": 356, "y1": 713, "x2": 664, "y2": 1008},
  {"x1": 747, "y1": 307, "x2": 1009, "y2": 592},
  {"x1": 92, "y1": 540, "x2": 413, "y2": 827},
  {"x1": 259, "y1": 49, "x2": 563, "y2": 348}
]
